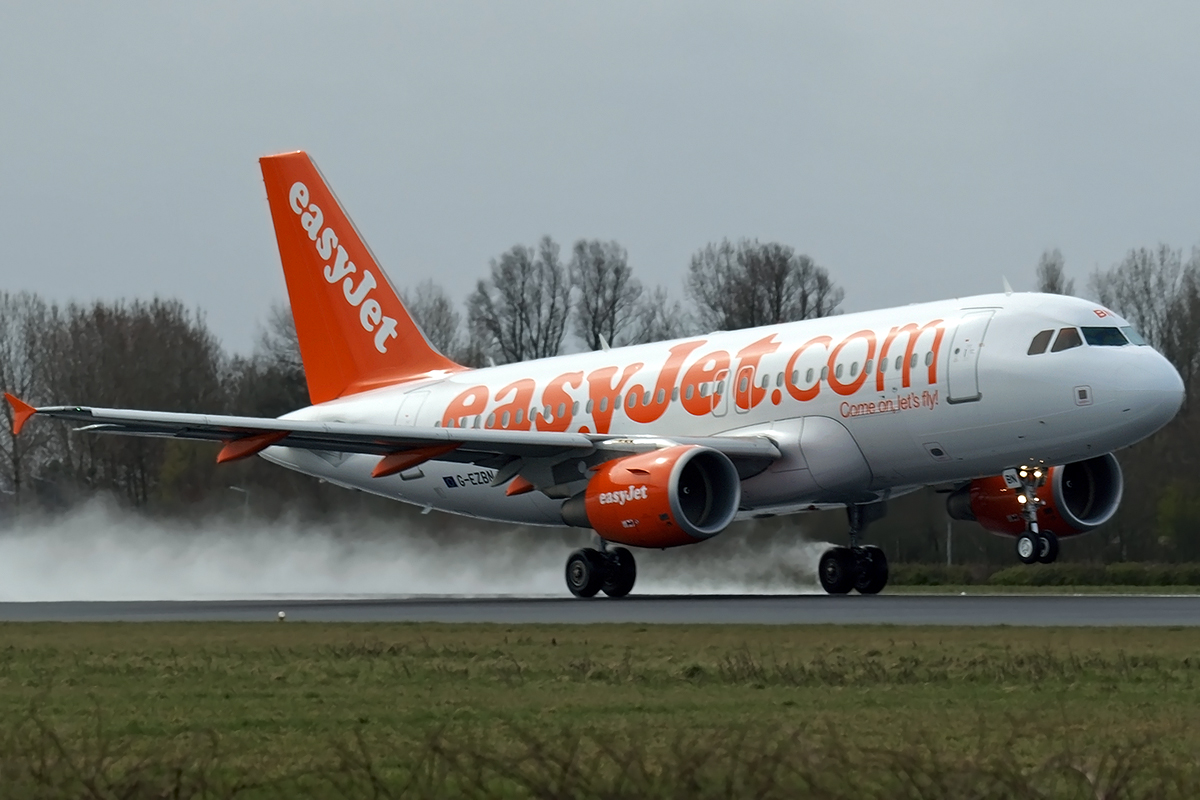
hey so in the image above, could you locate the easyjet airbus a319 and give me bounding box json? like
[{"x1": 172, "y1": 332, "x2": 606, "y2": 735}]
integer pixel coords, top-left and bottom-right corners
[{"x1": 6, "y1": 152, "x2": 1186, "y2": 597}]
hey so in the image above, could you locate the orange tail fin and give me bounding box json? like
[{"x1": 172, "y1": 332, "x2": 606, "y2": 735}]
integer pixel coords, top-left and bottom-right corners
[{"x1": 259, "y1": 151, "x2": 462, "y2": 405}]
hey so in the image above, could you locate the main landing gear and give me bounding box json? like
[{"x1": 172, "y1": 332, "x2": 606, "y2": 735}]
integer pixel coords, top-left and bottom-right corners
[
  {"x1": 565, "y1": 543, "x2": 637, "y2": 598},
  {"x1": 818, "y1": 504, "x2": 890, "y2": 595},
  {"x1": 1010, "y1": 466, "x2": 1059, "y2": 565}
]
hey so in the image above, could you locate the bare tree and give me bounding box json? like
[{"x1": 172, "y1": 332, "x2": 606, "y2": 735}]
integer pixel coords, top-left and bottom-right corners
[
  {"x1": 258, "y1": 302, "x2": 303, "y2": 375},
  {"x1": 41, "y1": 299, "x2": 226, "y2": 506},
  {"x1": 0, "y1": 292, "x2": 51, "y2": 503},
  {"x1": 570, "y1": 240, "x2": 643, "y2": 350},
  {"x1": 227, "y1": 301, "x2": 309, "y2": 416},
  {"x1": 1089, "y1": 245, "x2": 1200, "y2": 391},
  {"x1": 1036, "y1": 248, "x2": 1074, "y2": 294},
  {"x1": 468, "y1": 236, "x2": 572, "y2": 364},
  {"x1": 404, "y1": 279, "x2": 463, "y2": 358},
  {"x1": 631, "y1": 286, "x2": 689, "y2": 344},
  {"x1": 686, "y1": 239, "x2": 843, "y2": 331}
]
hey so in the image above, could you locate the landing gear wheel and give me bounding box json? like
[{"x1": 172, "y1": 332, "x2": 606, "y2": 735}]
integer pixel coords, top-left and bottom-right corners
[
  {"x1": 853, "y1": 546, "x2": 889, "y2": 595},
  {"x1": 818, "y1": 547, "x2": 855, "y2": 595},
  {"x1": 1036, "y1": 531, "x2": 1060, "y2": 564},
  {"x1": 1016, "y1": 532, "x2": 1040, "y2": 565},
  {"x1": 601, "y1": 547, "x2": 637, "y2": 598},
  {"x1": 565, "y1": 548, "x2": 605, "y2": 598}
]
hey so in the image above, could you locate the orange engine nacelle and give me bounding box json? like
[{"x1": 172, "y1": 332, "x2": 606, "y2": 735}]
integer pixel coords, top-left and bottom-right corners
[
  {"x1": 946, "y1": 453, "x2": 1123, "y2": 537},
  {"x1": 560, "y1": 445, "x2": 741, "y2": 548}
]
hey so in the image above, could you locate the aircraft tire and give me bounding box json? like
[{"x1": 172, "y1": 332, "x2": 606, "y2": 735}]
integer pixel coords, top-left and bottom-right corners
[
  {"x1": 818, "y1": 547, "x2": 855, "y2": 595},
  {"x1": 853, "y1": 546, "x2": 889, "y2": 595},
  {"x1": 601, "y1": 547, "x2": 637, "y2": 598},
  {"x1": 1036, "y1": 531, "x2": 1060, "y2": 564},
  {"x1": 1016, "y1": 532, "x2": 1040, "y2": 564},
  {"x1": 565, "y1": 548, "x2": 605, "y2": 598}
]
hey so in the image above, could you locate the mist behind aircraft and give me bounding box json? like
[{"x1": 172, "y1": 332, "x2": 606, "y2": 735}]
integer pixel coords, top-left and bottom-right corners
[{"x1": 0, "y1": 502, "x2": 826, "y2": 601}]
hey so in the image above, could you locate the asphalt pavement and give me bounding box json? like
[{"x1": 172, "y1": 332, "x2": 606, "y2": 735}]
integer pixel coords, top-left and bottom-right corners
[{"x1": 0, "y1": 594, "x2": 1196, "y2": 625}]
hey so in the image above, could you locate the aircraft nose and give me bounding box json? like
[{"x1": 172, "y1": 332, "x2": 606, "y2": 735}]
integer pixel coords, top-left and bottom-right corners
[{"x1": 1134, "y1": 351, "x2": 1185, "y2": 427}]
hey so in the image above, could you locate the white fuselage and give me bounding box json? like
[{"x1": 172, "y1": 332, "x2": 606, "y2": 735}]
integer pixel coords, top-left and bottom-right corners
[{"x1": 262, "y1": 292, "x2": 1183, "y2": 528}]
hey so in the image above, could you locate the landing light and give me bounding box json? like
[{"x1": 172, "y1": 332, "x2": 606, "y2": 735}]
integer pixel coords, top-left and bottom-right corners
[{"x1": 1017, "y1": 494, "x2": 1027, "y2": 504}]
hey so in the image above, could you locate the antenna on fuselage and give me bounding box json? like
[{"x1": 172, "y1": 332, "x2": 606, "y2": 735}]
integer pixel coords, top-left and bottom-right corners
[
  {"x1": 598, "y1": 334, "x2": 611, "y2": 352},
  {"x1": 1002, "y1": 276, "x2": 1013, "y2": 296}
]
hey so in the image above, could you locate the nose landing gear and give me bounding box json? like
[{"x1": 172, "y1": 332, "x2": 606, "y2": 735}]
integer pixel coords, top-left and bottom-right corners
[
  {"x1": 565, "y1": 543, "x2": 637, "y2": 598},
  {"x1": 818, "y1": 504, "x2": 890, "y2": 595},
  {"x1": 1010, "y1": 466, "x2": 1059, "y2": 564}
]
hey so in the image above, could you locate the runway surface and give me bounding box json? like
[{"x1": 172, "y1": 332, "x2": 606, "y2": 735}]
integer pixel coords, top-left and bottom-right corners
[{"x1": 1, "y1": 594, "x2": 1198, "y2": 625}]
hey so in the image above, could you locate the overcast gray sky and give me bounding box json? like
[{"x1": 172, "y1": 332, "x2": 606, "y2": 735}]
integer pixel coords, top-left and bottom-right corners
[{"x1": 3, "y1": 2, "x2": 1198, "y2": 353}]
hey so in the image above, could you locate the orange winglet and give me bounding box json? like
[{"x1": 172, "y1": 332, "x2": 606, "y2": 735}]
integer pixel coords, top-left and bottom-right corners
[
  {"x1": 505, "y1": 476, "x2": 536, "y2": 496},
  {"x1": 4, "y1": 393, "x2": 37, "y2": 436},
  {"x1": 216, "y1": 431, "x2": 289, "y2": 463},
  {"x1": 372, "y1": 444, "x2": 461, "y2": 478}
]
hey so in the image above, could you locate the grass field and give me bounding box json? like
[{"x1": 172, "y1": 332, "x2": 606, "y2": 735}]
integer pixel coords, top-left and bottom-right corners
[{"x1": 2, "y1": 623, "x2": 1198, "y2": 798}]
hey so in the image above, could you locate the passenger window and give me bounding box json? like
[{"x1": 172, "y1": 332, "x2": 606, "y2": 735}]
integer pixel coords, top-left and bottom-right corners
[
  {"x1": 1051, "y1": 327, "x2": 1083, "y2": 352},
  {"x1": 685, "y1": 385, "x2": 694, "y2": 400},
  {"x1": 585, "y1": 399, "x2": 594, "y2": 413},
  {"x1": 502, "y1": 411, "x2": 511, "y2": 427},
  {"x1": 1027, "y1": 329, "x2": 1053, "y2": 355},
  {"x1": 924, "y1": 351, "x2": 933, "y2": 367},
  {"x1": 1081, "y1": 327, "x2": 1129, "y2": 346},
  {"x1": 835, "y1": 364, "x2": 844, "y2": 379},
  {"x1": 739, "y1": 376, "x2": 749, "y2": 392},
  {"x1": 865, "y1": 359, "x2": 873, "y2": 374},
  {"x1": 805, "y1": 368, "x2": 814, "y2": 383},
  {"x1": 656, "y1": 389, "x2": 665, "y2": 404},
  {"x1": 894, "y1": 355, "x2": 902, "y2": 371}
]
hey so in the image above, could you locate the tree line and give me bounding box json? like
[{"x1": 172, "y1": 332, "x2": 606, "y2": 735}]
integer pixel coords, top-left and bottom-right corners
[{"x1": 1, "y1": 237, "x2": 1198, "y2": 566}]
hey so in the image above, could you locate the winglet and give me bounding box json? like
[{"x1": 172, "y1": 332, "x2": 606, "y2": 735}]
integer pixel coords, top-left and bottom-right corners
[{"x1": 4, "y1": 393, "x2": 36, "y2": 436}]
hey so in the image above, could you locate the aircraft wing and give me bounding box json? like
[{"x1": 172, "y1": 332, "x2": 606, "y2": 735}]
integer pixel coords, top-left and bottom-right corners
[{"x1": 4, "y1": 395, "x2": 780, "y2": 476}]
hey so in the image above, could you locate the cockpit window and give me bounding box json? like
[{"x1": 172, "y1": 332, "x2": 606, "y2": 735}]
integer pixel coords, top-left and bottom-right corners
[
  {"x1": 1050, "y1": 327, "x2": 1083, "y2": 352},
  {"x1": 1121, "y1": 326, "x2": 1148, "y2": 346},
  {"x1": 1027, "y1": 329, "x2": 1054, "y2": 355},
  {"x1": 1081, "y1": 327, "x2": 1129, "y2": 346}
]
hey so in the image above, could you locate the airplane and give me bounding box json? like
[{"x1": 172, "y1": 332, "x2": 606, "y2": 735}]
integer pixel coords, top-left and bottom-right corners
[{"x1": 4, "y1": 151, "x2": 1185, "y2": 597}]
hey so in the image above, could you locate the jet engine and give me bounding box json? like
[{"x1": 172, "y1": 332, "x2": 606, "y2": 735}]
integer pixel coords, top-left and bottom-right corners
[
  {"x1": 561, "y1": 444, "x2": 741, "y2": 548},
  {"x1": 946, "y1": 453, "x2": 1123, "y2": 537}
]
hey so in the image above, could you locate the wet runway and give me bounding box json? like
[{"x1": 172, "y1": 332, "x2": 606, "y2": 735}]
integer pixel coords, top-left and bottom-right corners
[{"x1": 0, "y1": 594, "x2": 1197, "y2": 625}]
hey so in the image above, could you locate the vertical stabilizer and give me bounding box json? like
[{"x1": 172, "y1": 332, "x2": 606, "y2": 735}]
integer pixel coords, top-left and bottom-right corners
[{"x1": 259, "y1": 151, "x2": 462, "y2": 405}]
